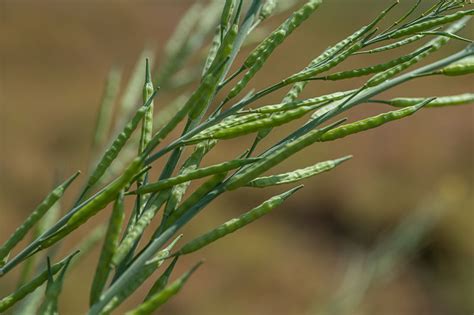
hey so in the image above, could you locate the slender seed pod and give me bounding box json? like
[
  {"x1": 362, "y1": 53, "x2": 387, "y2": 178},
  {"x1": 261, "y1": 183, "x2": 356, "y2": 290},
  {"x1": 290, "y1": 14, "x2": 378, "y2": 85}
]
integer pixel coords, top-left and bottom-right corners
[
  {"x1": 175, "y1": 186, "x2": 301, "y2": 256},
  {"x1": 92, "y1": 67, "x2": 122, "y2": 154},
  {"x1": 225, "y1": 119, "x2": 346, "y2": 190},
  {"x1": 435, "y1": 56, "x2": 474, "y2": 75},
  {"x1": 38, "y1": 255, "x2": 75, "y2": 315},
  {"x1": 220, "y1": 0, "x2": 237, "y2": 34},
  {"x1": 85, "y1": 90, "x2": 156, "y2": 194},
  {"x1": 224, "y1": 0, "x2": 323, "y2": 102},
  {"x1": 0, "y1": 252, "x2": 78, "y2": 313},
  {"x1": 0, "y1": 171, "x2": 80, "y2": 262},
  {"x1": 134, "y1": 159, "x2": 258, "y2": 195},
  {"x1": 191, "y1": 104, "x2": 321, "y2": 143},
  {"x1": 320, "y1": 47, "x2": 432, "y2": 81},
  {"x1": 366, "y1": 17, "x2": 469, "y2": 87},
  {"x1": 125, "y1": 261, "x2": 203, "y2": 315},
  {"x1": 139, "y1": 59, "x2": 155, "y2": 154},
  {"x1": 202, "y1": 26, "x2": 222, "y2": 77},
  {"x1": 246, "y1": 156, "x2": 352, "y2": 187},
  {"x1": 38, "y1": 157, "x2": 143, "y2": 250},
  {"x1": 319, "y1": 99, "x2": 432, "y2": 142},
  {"x1": 355, "y1": 34, "x2": 426, "y2": 55},
  {"x1": 382, "y1": 93, "x2": 474, "y2": 108},
  {"x1": 199, "y1": 112, "x2": 268, "y2": 137},
  {"x1": 165, "y1": 173, "x2": 228, "y2": 229},
  {"x1": 387, "y1": 9, "x2": 474, "y2": 40},
  {"x1": 89, "y1": 191, "x2": 125, "y2": 306},
  {"x1": 111, "y1": 190, "x2": 170, "y2": 267},
  {"x1": 144, "y1": 256, "x2": 179, "y2": 302},
  {"x1": 100, "y1": 236, "x2": 183, "y2": 315}
]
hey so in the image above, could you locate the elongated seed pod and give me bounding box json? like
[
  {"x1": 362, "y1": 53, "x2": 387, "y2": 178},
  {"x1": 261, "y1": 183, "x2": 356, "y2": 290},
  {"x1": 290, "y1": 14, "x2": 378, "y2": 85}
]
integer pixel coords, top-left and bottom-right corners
[
  {"x1": 139, "y1": 59, "x2": 155, "y2": 154},
  {"x1": 220, "y1": 0, "x2": 236, "y2": 33},
  {"x1": 246, "y1": 156, "x2": 352, "y2": 187},
  {"x1": 38, "y1": 157, "x2": 143, "y2": 250},
  {"x1": 225, "y1": 119, "x2": 346, "y2": 190},
  {"x1": 111, "y1": 190, "x2": 170, "y2": 267},
  {"x1": 0, "y1": 252, "x2": 77, "y2": 312},
  {"x1": 319, "y1": 99, "x2": 431, "y2": 142},
  {"x1": 191, "y1": 104, "x2": 321, "y2": 143},
  {"x1": 435, "y1": 56, "x2": 474, "y2": 76},
  {"x1": 86, "y1": 90, "x2": 156, "y2": 194},
  {"x1": 134, "y1": 159, "x2": 258, "y2": 195},
  {"x1": 202, "y1": 27, "x2": 222, "y2": 77},
  {"x1": 144, "y1": 256, "x2": 179, "y2": 302},
  {"x1": 321, "y1": 47, "x2": 432, "y2": 81},
  {"x1": 225, "y1": 0, "x2": 322, "y2": 102},
  {"x1": 250, "y1": 90, "x2": 357, "y2": 114},
  {"x1": 165, "y1": 173, "x2": 228, "y2": 229},
  {"x1": 199, "y1": 112, "x2": 268, "y2": 137},
  {"x1": 89, "y1": 191, "x2": 125, "y2": 306},
  {"x1": 387, "y1": 9, "x2": 474, "y2": 40},
  {"x1": 99, "y1": 236, "x2": 182, "y2": 315},
  {"x1": 125, "y1": 261, "x2": 203, "y2": 315},
  {"x1": 175, "y1": 186, "x2": 301, "y2": 256},
  {"x1": 355, "y1": 34, "x2": 426, "y2": 55},
  {"x1": 38, "y1": 254, "x2": 75, "y2": 315},
  {"x1": 0, "y1": 172, "x2": 80, "y2": 262},
  {"x1": 366, "y1": 17, "x2": 469, "y2": 87},
  {"x1": 383, "y1": 93, "x2": 474, "y2": 108}
]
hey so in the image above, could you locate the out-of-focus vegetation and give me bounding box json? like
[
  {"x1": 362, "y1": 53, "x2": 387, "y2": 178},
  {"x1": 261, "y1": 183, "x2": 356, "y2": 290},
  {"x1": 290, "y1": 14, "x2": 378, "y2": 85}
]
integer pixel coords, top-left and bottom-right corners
[{"x1": 0, "y1": 1, "x2": 472, "y2": 314}]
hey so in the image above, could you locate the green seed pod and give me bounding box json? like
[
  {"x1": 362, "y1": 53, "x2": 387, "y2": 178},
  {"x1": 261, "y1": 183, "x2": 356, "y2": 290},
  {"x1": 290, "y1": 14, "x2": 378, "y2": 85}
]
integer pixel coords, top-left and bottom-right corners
[
  {"x1": 86, "y1": 90, "x2": 156, "y2": 194},
  {"x1": 366, "y1": 17, "x2": 469, "y2": 87},
  {"x1": 38, "y1": 254, "x2": 75, "y2": 315},
  {"x1": 355, "y1": 34, "x2": 426, "y2": 55},
  {"x1": 319, "y1": 99, "x2": 432, "y2": 142},
  {"x1": 38, "y1": 157, "x2": 143, "y2": 250},
  {"x1": 111, "y1": 190, "x2": 170, "y2": 267},
  {"x1": 144, "y1": 256, "x2": 179, "y2": 302},
  {"x1": 436, "y1": 56, "x2": 474, "y2": 76},
  {"x1": 321, "y1": 47, "x2": 432, "y2": 81},
  {"x1": 384, "y1": 93, "x2": 474, "y2": 108},
  {"x1": 0, "y1": 171, "x2": 80, "y2": 262},
  {"x1": 124, "y1": 261, "x2": 203, "y2": 315},
  {"x1": 225, "y1": 119, "x2": 346, "y2": 190},
  {"x1": 100, "y1": 236, "x2": 183, "y2": 315},
  {"x1": 246, "y1": 156, "x2": 352, "y2": 187},
  {"x1": 0, "y1": 252, "x2": 78, "y2": 313},
  {"x1": 134, "y1": 159, "x2": 258, "y2": 195},
  {"x1": 165, "y1": 172, "x2": 228, "y2": 229},
  {"x1": 220, "y1": 0, "x2": 236, "y2": 33},
  {"x1": 202, "y1": 26, "x2": 222, "y2": 77},
  {"x1": 175, "y1": 186, "x2": 301, "y2": 256},
  {"x1": 139, "y1": 59, "x2": 155, "y2": 154},
  {"x1": 89, "y1": 191, "x2": 125, "y2": 306},
  {"x1": 387, "y1": 9, "x2": 474, "y2": 40}
]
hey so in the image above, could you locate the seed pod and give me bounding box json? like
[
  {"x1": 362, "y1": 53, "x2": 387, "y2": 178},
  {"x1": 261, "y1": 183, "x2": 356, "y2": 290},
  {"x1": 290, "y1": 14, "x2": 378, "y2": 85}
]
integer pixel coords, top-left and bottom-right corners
[
  {"x1": 384, "y1": 93, "x2": 474, "y2": 108},
  {"x1": 319, "y1": 99, "x2": 432, "y2": 142},
  {"x1": 139, "y1": 59, "x2": 155, "y2": 154},
  {"x1": 355, "y1": 34, "x2": 426, "y2": 55},
  {"x1": 86, "y1": 90, "x2": 156, "y2": 195},
  {"x1": 175, "y1": 186, "x2": 301, "y2": 256},
  {"x1": 100, "y1": 236, "x2": 183, "y2": 315},
  {"x1": 259, "y1": 0, "x2": 278, "y2": 21},
  {"x1": 0, "y1": 252, "x2": 78, "y2": 313},
  {"x1": 202, "y1": 26, "x2": 222, "y2": 77},
  {"x1": 192, "y1": 104, "x2": 321, "y2": 142},
  {"x1": 165, "y1": 172, "x2": 228, "y2": 229},
  {"x1": 246, "y1": 156, "x2": 352, "y2": 187},
  {"x1": 38, "y1": 254, "x2": 75, "y2": 315},
  {"x1": 387, "y1": 9, "x2": 474, "y2": 40},
  {"x1": 89, "y1": 191, "x2": 125, "y2": 306},
  {"x1": 111, "y1": 190, "x2": 170, "y2": 267},
  {"x1": 134, "y1": 159, "x2": 258, "y2": 195},
  {"x1": 144, "y1": 256, "x2": 179, "y2": 302},
  {"x1": 38, "y1": 157, "x2": 143, "y2": 250},
  {"x1": 366, "y1": 17, "x2": 469, "y2": 87},
  {"x1": 225, "y1": 119, "x2": 346, "y2": 190},
  {"x1": 321, "y1": 47, "x2": 432, "y2": 81},
  {"x1": 125, "y1": 261, "x2": 203, "y2": 315},
  {"x1": 0, "y1": 171, "x2": 80, "y2": 262},
  {"x1": 220, "y1": 0, "x2": 237, "y2": 33},
  {"x1": 435, "y1": 56, "x2": 474, "y2": 76}
]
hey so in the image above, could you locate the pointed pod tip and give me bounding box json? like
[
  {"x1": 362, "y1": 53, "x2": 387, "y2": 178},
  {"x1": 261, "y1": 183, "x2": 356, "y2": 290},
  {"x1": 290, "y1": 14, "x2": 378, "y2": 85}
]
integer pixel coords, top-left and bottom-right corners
[
  {"x1": 414, "y1": 97, "x2": 437, "y2": 110},
  {"x1": 145, "y1": 58, "x2": 152, "y2": 83},
  {"x1": 63, "y1": 170, "x2": 81, "y2": 189},
  {"x1": 281, "y1": 185, "x2": 304, "y2": 200},
  {"x1": 334, "y1": 155, "x2": 354, "y2": 165}
]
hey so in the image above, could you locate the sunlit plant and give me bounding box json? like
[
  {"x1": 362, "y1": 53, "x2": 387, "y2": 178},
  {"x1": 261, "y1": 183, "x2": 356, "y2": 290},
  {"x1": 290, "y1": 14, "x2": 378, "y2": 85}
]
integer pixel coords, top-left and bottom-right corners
[{"x1": 1, "y1": 0, "x2": 473, "y2": 314}]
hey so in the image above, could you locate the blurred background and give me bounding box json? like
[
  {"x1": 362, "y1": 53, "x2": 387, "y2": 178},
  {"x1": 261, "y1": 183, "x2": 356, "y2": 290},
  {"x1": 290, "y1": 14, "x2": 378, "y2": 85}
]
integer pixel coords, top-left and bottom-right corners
[{"x1": 0, "y1": 1, "x2": 473, "y2": 314}]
